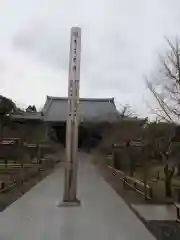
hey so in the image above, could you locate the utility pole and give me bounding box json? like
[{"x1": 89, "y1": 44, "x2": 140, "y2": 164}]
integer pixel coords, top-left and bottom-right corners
[{"x1": 62, "y1": 27, "x2": 81, "y2": 205}]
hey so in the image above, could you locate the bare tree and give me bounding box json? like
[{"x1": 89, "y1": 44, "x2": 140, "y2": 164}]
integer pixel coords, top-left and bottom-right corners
[
  {"x1": 118, "y1": 104, "x2": 136, "y2": 119},
  {"x1": 146, "y1": 39, "x2": 180, "y2": 195},
  {"x1": 146, "y1": 38, "x2": 180, "y2": 123}
]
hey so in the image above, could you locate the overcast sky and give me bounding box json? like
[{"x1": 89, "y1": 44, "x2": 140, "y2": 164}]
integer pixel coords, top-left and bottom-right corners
[{"x1": 0, "y1": 0, "x2": 180, "y2": 116}]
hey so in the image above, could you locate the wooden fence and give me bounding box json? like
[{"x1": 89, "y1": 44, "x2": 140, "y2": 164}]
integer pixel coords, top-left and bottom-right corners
[
  {"x1": 108, "y1": 165, "x2": 153, "y2": 200},
  {"x1": 0, "y1": 138, "x2": 56, "y2": 193}
]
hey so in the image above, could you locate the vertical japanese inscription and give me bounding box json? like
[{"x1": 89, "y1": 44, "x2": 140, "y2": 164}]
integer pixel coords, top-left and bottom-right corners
[
  {"x1": 71, "y1": 30, "x2": 79, "y2": 120},
  {"x1": 63, "y1": 27, "x2": 81, "y2": 202}
]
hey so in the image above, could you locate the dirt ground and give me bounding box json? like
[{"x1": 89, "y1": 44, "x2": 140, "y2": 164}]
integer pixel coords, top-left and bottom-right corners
[
  {"x1": 92, "y1": 151, "x2": 180, "y2": 240},
  {"x1": 0, "y1": 148, "x2": 64, "y2": 212},
  {"x1": 0, "y1": 166, "x2": 55, "y2": 212},
  {"x1": 92, "y1": 152, "x2": 149, "y2": 204}
]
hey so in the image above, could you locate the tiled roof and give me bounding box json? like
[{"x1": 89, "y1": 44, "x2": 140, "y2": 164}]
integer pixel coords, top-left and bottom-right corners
[
  {"x1": 42, "y1": 96, "x2": 120, "y2": 123},
  {"x1": 10, "y1": 112, "x2": 44, "y2": 121}
]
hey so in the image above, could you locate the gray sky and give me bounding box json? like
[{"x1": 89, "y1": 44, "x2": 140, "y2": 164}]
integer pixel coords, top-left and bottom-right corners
[{"x1": 0, "y1": 0, "x2": 180, "y2": 117}]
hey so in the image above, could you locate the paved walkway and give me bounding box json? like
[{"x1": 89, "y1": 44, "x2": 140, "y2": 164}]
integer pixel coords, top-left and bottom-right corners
[{"x1": 0, "y1": 153, "x2": 155, "y2": 240}]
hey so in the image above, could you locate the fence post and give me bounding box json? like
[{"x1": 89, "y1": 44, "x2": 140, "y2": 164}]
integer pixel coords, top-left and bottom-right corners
[
  {"x1": 123, "y1": 177, "x2": 126, "y2": 187},
  {"x1": 149, "y1": 187, "x2": 153, "y2": 198},
  {"x1": 37, "y1": 144, "x2": 41, "y2": 172},
  {"x1": 143, "y1": 144, "x2": 148, "y2": 200},
  {"x1": 157, "y1": 171, "x2": 159, "y2": 180},
  {"x1": 5, "y1": 158, "x2": 7, "y2": 168},
  {"x1": 20, "y1": 139, "x2": 24, "y2": 185},
  {"x1": 1, "y1": 182, "x2": 5, "y2": 190}
]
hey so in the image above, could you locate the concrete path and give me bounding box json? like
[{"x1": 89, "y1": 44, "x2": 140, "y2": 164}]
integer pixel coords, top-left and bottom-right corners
[{"x1": 0, "y1": 153, "x2": 155, "y2": 240}]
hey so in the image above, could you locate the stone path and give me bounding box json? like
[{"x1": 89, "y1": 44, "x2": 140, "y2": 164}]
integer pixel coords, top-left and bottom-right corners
[{"x1": 0, "y1": 153, "x2": 155, "y2": 240}]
